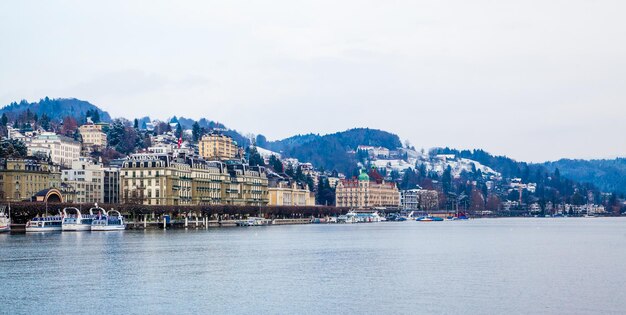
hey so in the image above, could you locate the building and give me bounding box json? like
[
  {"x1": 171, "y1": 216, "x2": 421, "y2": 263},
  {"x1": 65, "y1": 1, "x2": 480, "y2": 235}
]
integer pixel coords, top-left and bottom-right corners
[
  {"x1": 335, "y1": 170, "x2": 400, "y2": 208},
  {"x1": 26, "y1": 132, "x2": 81, "y2": 168},
  {"x1": 198, "y1": 132, "x2": 238, "y2": 160},
  {"x1": 120, "y1": 153, "x2": 268, "y2": 206},
  {"x1": 62, "y1": 158, "x2": 103, "y2": 203},
  {"x1": 401, "y1": 189, "x2": 439, "y2": 210},
  {"x1": 121, "y1": 153, "x2": 192, "y2": 206},
  {"x1": 61, "y1": 158, "x2": 119, "y2": 204},
  {"x1": 0, "y1": 158, "x2": 61, "y2": 202},
  {"x1": 356, "y1": 145, "x2": 390, "y2": 158},
  {"x1": 268, "y1": 181, "x2": 315, "y2": 206},
  {"x1": 78, "y1": 123, "x2": 108, "y2": 148},
  {"x1": 223, "y1": 161, "x2": 269, "y2": 206},
  {"x1": 103, "y1": 166, "x2": 120, "y2": 204}
]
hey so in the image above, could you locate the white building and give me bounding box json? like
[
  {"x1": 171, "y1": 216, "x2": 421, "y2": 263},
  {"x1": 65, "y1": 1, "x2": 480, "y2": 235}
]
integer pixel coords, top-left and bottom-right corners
[
  {"x1": 62, "y1": 158, "x2": 105, "y2": 203},
  {"x1": 61, "y1": 158, "x2": 120, "y2": 204},
  {"x1": 26, "y1": 132, "x2": 81, "y2": 168},
  {"x1": 357, "y1": 145, "x2": 390, "y2": 158}
]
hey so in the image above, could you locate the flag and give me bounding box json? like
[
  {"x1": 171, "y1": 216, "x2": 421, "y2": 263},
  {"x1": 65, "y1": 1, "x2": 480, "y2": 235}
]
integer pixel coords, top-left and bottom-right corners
[{"x1": 178, "y1": 137, "x2": 182, "y2": 148}]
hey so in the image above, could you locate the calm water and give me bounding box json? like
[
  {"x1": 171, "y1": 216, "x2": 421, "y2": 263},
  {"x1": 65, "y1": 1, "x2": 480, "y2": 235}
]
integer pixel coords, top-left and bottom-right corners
[{"x1": 1, "y1": 218, "x2": 626, "y2": 315}]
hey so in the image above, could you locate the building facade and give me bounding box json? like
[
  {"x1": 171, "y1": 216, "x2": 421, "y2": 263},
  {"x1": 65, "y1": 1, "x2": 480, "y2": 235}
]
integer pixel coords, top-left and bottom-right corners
[
  {"x1": 335, "y1": 171, "x2": 400, "y2": 208},
  {"x1": 61, "y1": 158, "x2": 104, "y2": 204},
  {"x1": 0, "y1": 159, "x2": 61, "y2": 202},
  {"x1": 268, "y1": 181, "x2": 315, "y2": 206},
  {"x1": 78, "y1": 123, "x2": 108, "y2": 148},
  {"x1": 198, "y1": 133, "x2": 238, "y2": 160},
  {"x1": 103, "y1": 166, "x2": 120, "y2": 204},
  {"x1": 26, "y1": 132, "x2": 81, "y2": 168},
  {"x1": 401, "y1": 189, "x2": 439, "y2": 210},
  {"x1": 120, "y1": 153, "x2": 268, "y2": 206}
]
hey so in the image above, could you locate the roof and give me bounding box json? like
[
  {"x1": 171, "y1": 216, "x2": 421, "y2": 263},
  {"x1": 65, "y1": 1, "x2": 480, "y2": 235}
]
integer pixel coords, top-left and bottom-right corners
[{"x1": 358, "y1": 169, "x2": 370, "y2": 181}]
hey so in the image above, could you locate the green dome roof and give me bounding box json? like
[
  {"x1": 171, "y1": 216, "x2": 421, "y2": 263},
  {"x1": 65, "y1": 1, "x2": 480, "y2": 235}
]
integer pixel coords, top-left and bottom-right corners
[{"x1": 358, "y1": 170, "x2": 370, "y2": 181}]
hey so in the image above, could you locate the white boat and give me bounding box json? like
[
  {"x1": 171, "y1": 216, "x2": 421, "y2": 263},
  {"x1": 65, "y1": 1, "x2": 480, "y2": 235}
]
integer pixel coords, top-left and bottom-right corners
[
  {"x1": 91, "y1": 209, "x2": 126, "y2": 231},
  {"x1": 338, "y1": 211, "x2": 358, "y2": 223},
  {"x1": 0, "y1": 207, "x2": 10, "y2": 233},
  {"x1": 26, "y1": 214, "x2": 63, "y2": 232},
  {"x1": 236, "y1": 217, "x2": 271, "y2": 226},
  {"x1": 62, "y1": 207, "x2": 95, "y2": 231}
]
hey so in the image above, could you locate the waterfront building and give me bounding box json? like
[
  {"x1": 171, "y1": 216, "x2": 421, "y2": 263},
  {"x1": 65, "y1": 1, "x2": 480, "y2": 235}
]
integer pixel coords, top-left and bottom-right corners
[
  {"x1": 223, "y1": 161, "x2": 269, "y2": 206},
  {"x1": 198, "y1": 132, "x2": 238, "y2": 160},
  {"x1": 61, "y1": 157, "x2": 119, "y2": 204},
  {"x1": 120, "y1": 153, "x2": 268, "y2": 206},
  {"x1": 103, "y1": 166, "x2": 121, "y2": 204},
  {"x1": 121, "y1": 153, "x2": 192, "y2": 205},
  {"x1": 335, "y1": 170, "x2": 400, "y2": 209},
  {"x1": 401, "y1": 189, "x2": 439, "y2": 210},
  {"x1": 26, "y1": 132, "x2": 81, "y2": 168},
  {"x1": 61, "y1": 158, "x2": 104, "y2": 204},
  {"x1": 268, "y1": 181, "x2": 315, "y2": 206},
  {"x1": 0, "y1": 158, "x2": 61, "y2": 202}
]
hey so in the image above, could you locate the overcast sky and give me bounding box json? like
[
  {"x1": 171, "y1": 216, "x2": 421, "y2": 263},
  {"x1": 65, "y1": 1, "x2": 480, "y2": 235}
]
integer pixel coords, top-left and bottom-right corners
[{"x1": 1, "y1": 0, "x2": 625, "y2": 162}]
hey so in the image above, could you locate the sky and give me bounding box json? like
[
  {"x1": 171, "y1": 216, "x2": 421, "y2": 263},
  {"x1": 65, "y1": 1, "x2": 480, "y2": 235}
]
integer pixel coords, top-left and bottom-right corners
[{"x1": 1, "y1": 0, "x2": 625, "y2": 163}]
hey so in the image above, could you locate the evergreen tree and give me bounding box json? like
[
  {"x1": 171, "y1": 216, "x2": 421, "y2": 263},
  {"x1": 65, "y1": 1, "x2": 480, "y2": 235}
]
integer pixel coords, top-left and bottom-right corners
[
  {"x1": 247, "y1": 146, "x2": 265, "y2": 166},
  {"x1": 269, "y1": 155, "x2": 283, "y2": 172},
  {"x1": 40, "y1": 114, "x2": 50, "y2": 130},
  {"x1": 175, "y1": 123, "x2": 182, "y2": 138},
  {"x1": 134, "y1": 118, "x2": 139, "y2": 129},
  {"x1": 0, "y1": 113, "x2": 7, "y2": 127},
  {"x1": 192, "y1": 122, "x2": 201, "y2": 142},
  {"x1": 442, "y1": 165, "x2": 453, "y2": 193},
  {"x1": 92, "y1": 110, "x2": 100, "y2": 123}
]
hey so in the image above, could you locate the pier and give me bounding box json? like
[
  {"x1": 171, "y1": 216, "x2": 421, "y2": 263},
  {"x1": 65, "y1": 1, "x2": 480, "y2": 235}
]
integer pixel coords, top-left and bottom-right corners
[{"x1": 6, "y1": 202, "x2": 349, "y2": 228}]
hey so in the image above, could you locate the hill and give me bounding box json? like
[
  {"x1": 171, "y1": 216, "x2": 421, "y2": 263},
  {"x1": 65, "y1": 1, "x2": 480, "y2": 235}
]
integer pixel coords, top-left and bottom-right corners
[
  {"x1": 0, "y1": 97, "x2": 112, "y2": 123},
  {"x1": 543, "y1": 159, "x2": 626, "y2": 194},
  {"x1": 267, "y1": 128, "x2": 402, "y2": 173},
  {"x1": 430, "y1": 147, "x2": 545, "y2": 180}
]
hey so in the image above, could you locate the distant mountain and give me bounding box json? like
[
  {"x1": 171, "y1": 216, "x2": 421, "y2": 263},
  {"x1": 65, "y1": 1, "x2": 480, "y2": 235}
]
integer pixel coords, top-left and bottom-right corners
[
  {"x1": 267, "y1": 128, "x2": 402, "y2": 173},
  {"x1": 543, "y1": 158, "x2": 626, "y2": 194},
  {"x1": 0, "y1": 97, "x2": 112, "y2": 122}
]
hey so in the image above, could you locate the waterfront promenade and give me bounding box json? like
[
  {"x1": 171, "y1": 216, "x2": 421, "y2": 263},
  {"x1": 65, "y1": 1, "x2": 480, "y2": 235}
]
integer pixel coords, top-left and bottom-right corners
[{"x1": 5, "y1": 202, "x2": 348, "y2": 225}]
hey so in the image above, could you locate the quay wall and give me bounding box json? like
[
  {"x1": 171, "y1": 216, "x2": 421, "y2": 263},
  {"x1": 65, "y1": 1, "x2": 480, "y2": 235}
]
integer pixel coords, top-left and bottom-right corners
[{"x1": 5, "y1": 202, "x2": 349, "y2": 224}]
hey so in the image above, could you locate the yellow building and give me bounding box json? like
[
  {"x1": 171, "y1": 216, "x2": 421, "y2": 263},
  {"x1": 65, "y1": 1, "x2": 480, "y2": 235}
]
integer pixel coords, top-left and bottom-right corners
[
  {"x1": 198, "y1": 133, "x2": 238, "y2": 160},
  {"x1": 121, "y1": 154, "x2": 192, "y2": 206},
  {"x1": 79, "y1": 123, "x2": 108, "y2": 148},
  {"x1": 223, "y1": 162, "x2": 269, "y2": 206},
  {"x1": 0, "y1": 159, "x2": 61, "y2": 202},
  {"x1": 120, "y1": 154, "x2": 268, "y2": 206},
  {"x1": 335, "y1": 170, "x2": 400, "y2": 208},
  {"x1": 268, "y1": 181, "x2": 315, "y2": 206}
]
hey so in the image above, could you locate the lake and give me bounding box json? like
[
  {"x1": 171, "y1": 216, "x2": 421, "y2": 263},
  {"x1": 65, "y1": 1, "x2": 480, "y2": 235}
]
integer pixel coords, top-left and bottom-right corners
[{"x1": 1, "y1": 218, "x2": 626, "y2": 314}]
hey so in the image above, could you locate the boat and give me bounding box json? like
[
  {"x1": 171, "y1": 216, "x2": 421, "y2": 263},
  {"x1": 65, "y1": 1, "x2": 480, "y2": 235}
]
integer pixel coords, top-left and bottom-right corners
[
  {"x1": 26, "y1": 213, "x2": 63, "y2": 232},
  {"x1": 0, "y1": 206, "x2": 10, "y2": 233},
  {"x1": 416, "y1": 216, "x2": 444, "y2": 222},
  {"x1": 338, "y1": 210, "x2": 358, "y2": 223},
  {"x1": 91, "y1": 209, "x2": 126, "y2": 231},
  {"x1": 236, "y1": 217, "x2": 271, "y2": 226},
  {"x1": 61, "y1": 207, "x2": 96, "y2": 231}
]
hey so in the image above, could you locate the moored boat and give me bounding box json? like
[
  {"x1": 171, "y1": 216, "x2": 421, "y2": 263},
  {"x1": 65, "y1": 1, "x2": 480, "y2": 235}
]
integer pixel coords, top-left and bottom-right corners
[
  {"x1": 236, "y1": 217, "x2": 271, "y2": 226},
  {"x1": 91, "y1": 209, "x2": 126, "y2": 231},
  {"x1": 0, "y1": 207, "x2": 10, "y2": 233},
  {"x1": 416, "y1": 216, "x2": 444, "y2": 222},
  {"x1": 62, "y1": 207, "x2": 95, "y2": 231},
  {"x1": 26, "y1": 214, "x2": 63, "y2": 232}
]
